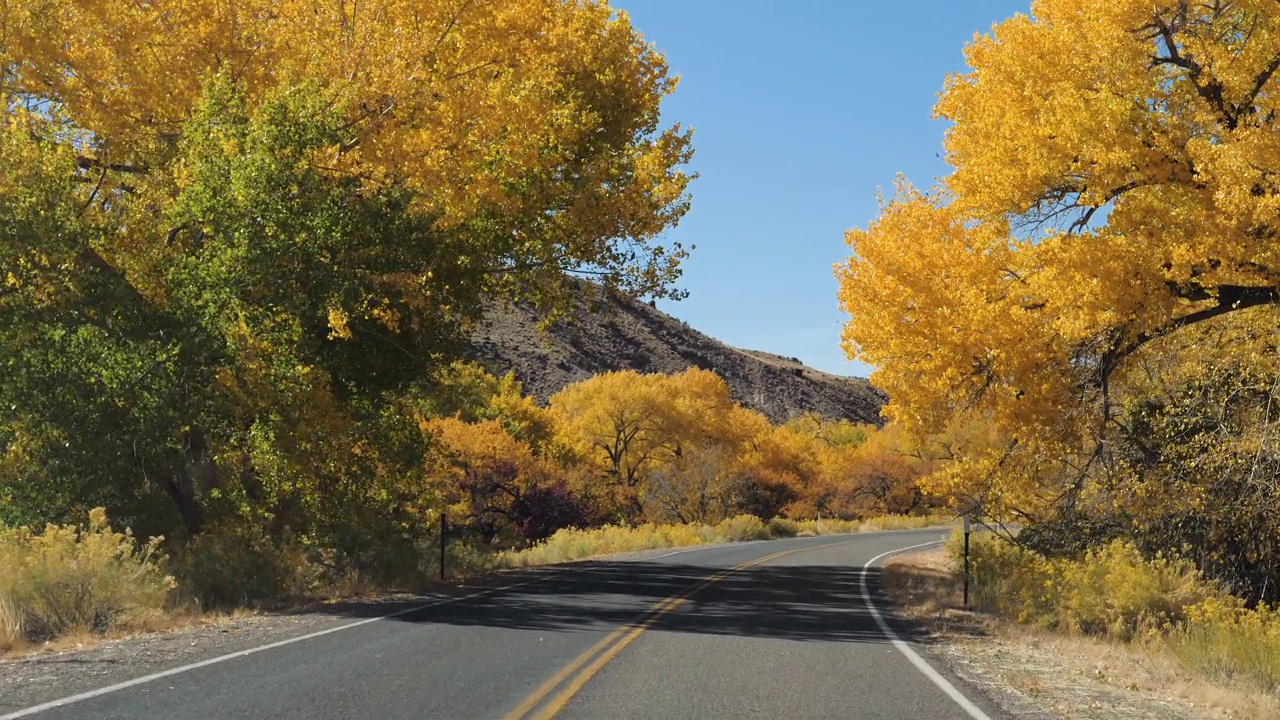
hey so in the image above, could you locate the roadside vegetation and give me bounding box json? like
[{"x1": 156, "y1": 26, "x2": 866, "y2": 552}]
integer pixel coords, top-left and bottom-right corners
[
  {"x1": 9, "y1": 9, "x2": 1280, "y2": 720},
  {"x1": 1, "y1": 352, "x2": 945, "y2": 652},
  {"x1": 0, "y1": 507, "x2": 947, "y2": 655},
  {"x1": 498, "y1": 512, "x2": 951, "y2": 568},
  {"x1": 1, "y1": 348, "x2": 946, "y2": 652},
  {"x1": 958, "y1": 531, "x2": 1280, "y2": 699},
  {"x1": 879, "y1": 533, "x2": 1280, "y2": 718},
  {"x1": 0, "y1": 510, "x2": 175, "y2": 655}
]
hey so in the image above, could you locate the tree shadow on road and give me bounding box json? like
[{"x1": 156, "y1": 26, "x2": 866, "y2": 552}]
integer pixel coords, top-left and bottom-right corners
[{"x1": 297, "y1": 561, "x2": 931, "y2": 646}]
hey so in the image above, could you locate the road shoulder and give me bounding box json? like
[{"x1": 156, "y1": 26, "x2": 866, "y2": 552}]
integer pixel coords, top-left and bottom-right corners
[{"x1": 881, "y1": 548, "x2": 1274, "y2": 720}]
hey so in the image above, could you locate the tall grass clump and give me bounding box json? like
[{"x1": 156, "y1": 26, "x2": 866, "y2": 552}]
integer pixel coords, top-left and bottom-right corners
[
  {"x1": 794, "y1": 512, "x2": 953, "y2": 537},
  {"x1": 715, "y1": 514, "x2": 768, "y2": 542},
  {"x1": 171, "y1": 523, "x2": 321, "y2": 609},
  {"x1": 766, "y1": 517, "x2": 800, "y2": 538},
  {"x1": 498, "y1": 521, "x2": 720, "y2": 567},
  {"x1": 859, "y1": 513, "x2": 955, "y2": 532},
  {"x1": 0, "y1": 508, "x2": 175, "y2": 652}
]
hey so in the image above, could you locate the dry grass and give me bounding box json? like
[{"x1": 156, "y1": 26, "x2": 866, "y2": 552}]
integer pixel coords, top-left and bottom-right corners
[
  {"x1": 883, "y1": 548, "x2": 1280, "y2": 720},
  {"x1": 0, "y1": 509, "x2": 177, "y2": 656},
  {"x1": 953, "y1": 529, "x2": 1280, "y2": 702},
  {"x1": 498, "y1": 512, "x2": 954, "y2": 568}
]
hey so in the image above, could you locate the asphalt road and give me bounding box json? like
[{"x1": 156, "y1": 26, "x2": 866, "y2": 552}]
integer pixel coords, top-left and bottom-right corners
[{"x1": 4, "y1": 529, "x2": 1006, "y2": 720}]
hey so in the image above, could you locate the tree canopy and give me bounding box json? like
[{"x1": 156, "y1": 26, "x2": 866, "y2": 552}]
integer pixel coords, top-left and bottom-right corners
[
  {"x1": 838, "y1": 0, "x2": 1280, "y2": 598},
  {"x1": 0, "y1": 0, "x2": 693, "y2": 542}
]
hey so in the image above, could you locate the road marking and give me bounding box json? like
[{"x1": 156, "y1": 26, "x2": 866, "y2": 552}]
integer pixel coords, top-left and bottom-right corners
[
  {"x1": 527, "y1": 595, "x2": 688, "y2": 720},
  {"x1": 504, "y1": 536, "x2": 870, "y2": 720},
  {"x1": 0, "y1": 536, "x2": 833, "y2": 720},
  {"x1": 0, "y1": 567, "x2": 587, "y2": 720},
  {"x1": 860, "y1": 540, "x2": 995, "y2": 720},
  {"x1": 499, "y1": 596, "x2": 683, "y2": 720}
]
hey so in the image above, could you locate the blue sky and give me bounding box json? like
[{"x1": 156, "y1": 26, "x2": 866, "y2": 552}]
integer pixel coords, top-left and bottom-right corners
[{"x1": 613, "y1": 1, "x2": 1030, "y2": 378}]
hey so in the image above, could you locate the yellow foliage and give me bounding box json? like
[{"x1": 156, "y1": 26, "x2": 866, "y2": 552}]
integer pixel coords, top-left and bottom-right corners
[
  {"x1": 549, "y1": 368, "x2": 757, "y2": 522},
  {"x1": 4, "y1": 0, "x2": 692, "y2": 230},
  {"x1": 498, "y1": 521, "x2": 720, "y2": 567},
  {"x1": 836, "y1": 0, "x2": 1280, "y2": 518},
  {"x1": 957, "y1": 532, "x2": 1221, "y2": 640},
  {"x1": 326, "y1": 307, "x2": 354, "y2": 340},
  {"x1": 423, "y1": 416, "x2": 551, "y2": 530},
  {"x1": 714, "y1": 514, "x2": 768, "y2": 542},
  {"x1": 0, "y1": 509, "x2": 174, "y2": 650},
  {"x1": 956, "y1": 529, "x2": 1280, "y2": 697}
]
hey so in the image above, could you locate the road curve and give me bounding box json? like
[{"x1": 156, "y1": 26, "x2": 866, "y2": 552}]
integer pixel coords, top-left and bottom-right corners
[{"x1": 3, "y1": 529, "x2": 1005, "y2": 720}]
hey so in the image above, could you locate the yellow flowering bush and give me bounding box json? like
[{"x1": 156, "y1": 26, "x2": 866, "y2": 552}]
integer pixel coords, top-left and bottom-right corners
[
  {"x1": 715, "y1": 515, "x2": 769, "y2": 542},
  {"x1": 498, "y1": 521, "x2": 720, "y2": 567},
  {"x1": 1168, "y1": 598, "x2": 1280, "y2": 694},
  {"x1": 953, "y1": 532, "x2": 1219, "y2": 640},
  {"x1": 0, "y1": 508, "x2": 175, "y2": 651},
  {"x1": 949, "y1": 530, "x2": 1280, "y2": 694}
]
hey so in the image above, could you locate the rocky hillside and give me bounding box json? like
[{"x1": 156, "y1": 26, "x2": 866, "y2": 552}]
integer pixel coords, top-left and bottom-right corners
[{"x1": 468, "y1": 288, "x2": 886, "y2": 425}]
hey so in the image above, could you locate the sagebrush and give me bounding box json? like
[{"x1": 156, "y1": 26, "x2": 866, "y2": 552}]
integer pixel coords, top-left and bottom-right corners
[{"x1": 0, "y1": 509, "x2": 175, "y2": 651}]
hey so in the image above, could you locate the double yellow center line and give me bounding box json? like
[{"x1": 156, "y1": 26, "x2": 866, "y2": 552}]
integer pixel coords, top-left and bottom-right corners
[{"x1": 501, "y1": 538, "x2": 860, "y2": 720}]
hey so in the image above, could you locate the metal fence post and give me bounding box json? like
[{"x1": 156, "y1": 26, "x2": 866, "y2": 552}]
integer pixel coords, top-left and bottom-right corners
[
  {"x1": 962, "y1": 514, "x2": 971, "y2": 609},
  {"x1": 440, "y1": 512, "x2": 448, "y2": 581}
]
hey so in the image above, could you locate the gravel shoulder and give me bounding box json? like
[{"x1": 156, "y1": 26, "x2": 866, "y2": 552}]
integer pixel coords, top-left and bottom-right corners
[
  {"x1": 882, "y1": 548, "x2": 1280, "y2": 720},
  {"x1": 0, "y1": 611, "x2": 357, "y2": 715}
]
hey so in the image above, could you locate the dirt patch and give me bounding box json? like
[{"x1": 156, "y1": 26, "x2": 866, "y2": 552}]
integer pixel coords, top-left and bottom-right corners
[{"x1": 883, "y1": 549, "x2": 1280, "y2": 720}]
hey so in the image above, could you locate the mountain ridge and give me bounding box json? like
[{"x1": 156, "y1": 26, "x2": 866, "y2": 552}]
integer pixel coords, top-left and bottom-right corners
[{"x1": 468, "y1": 287, "x2": 886, "y2": 425}]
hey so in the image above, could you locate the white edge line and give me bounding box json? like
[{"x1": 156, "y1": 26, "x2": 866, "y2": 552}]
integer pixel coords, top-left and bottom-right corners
[
  {"x1": 860, "y1": 538, "x2": 996, "y2": 720},
  {"x1": 0, "y1": 567, "x2": 581, "y2": 720}
]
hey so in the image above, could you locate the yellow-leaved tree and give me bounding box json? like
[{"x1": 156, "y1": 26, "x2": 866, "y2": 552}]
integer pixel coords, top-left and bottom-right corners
[
  {"x1": 837, "y1": 0, "x2": 1280, "y2": 599},
  {"x1": 548, "y1": 368, "x2": 762, "y2": 523}
]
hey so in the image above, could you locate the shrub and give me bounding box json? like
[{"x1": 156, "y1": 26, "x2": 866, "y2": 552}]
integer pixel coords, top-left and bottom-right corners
[
  {"x1": 499, "y1": 521, "x2": 720, "y2": 567},
  {"x1": 946, "y1": 528, "x2": 1280, "y2": 697},
  {"x1": 171, "y1": 522, "x2": 320, "y2": 608},
  {"x1": 794, "y1": 518, "x2": 857, "y2": 536},
  {"x1": 952, "y1": 531, "x2": 1220, "y2": 640},
  {"x1": 511, "y1": 482, "x2": 595, "y2": 542},
  {"x1": 715, "y1": 515, "x2": 768, "y2": 542},
  {"x1": 1166, "y1": 599, "x2": 1280, "y2": 694},
  {"x1": 766, "y1": 517, "x2": 799, "y2": 538},
  {"x1": 0, "y1": 508, "x2": 175, "y2": 650},
  {"x1": 859, "y1": 513, "x2": 953, "y2": 532}
]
